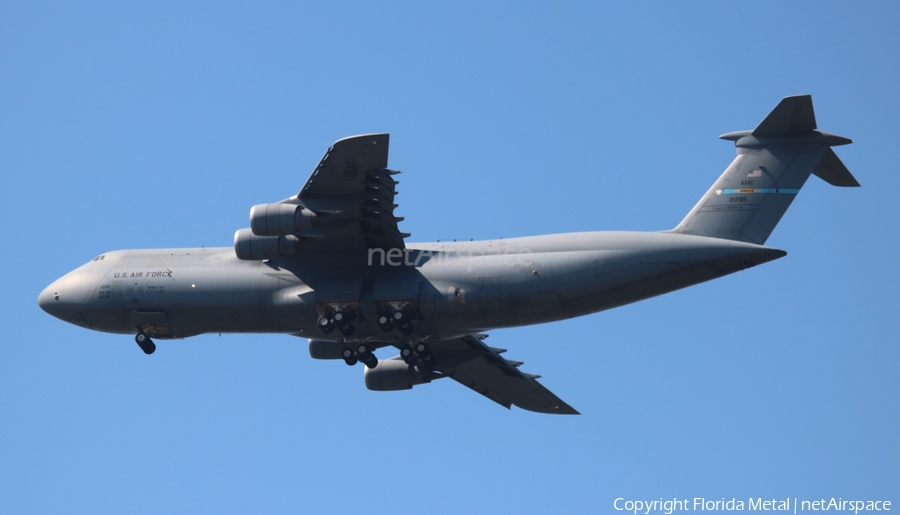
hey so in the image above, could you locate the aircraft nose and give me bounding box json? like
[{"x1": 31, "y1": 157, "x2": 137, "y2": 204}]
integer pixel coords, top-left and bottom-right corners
[
  {"x1": 38, "y1": 272, "x2": 95, "y2": 326},
  {"x1": 37, "y1": 282, "x2": 59, "y2": 315},
  {"x1": 38, "y1": 278, "x2": 74, "y2": 322}
]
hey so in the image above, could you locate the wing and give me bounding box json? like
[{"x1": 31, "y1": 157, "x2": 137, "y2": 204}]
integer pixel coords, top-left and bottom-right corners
[
  {"x1": 429, "y1": 335, "x2": 579, "y2": 415},
  {"x1": 295, "y1": 134, "x2": 409, "y2": 260}
]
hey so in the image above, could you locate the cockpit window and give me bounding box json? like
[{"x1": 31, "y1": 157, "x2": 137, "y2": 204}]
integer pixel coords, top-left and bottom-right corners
[{"x1": 91, "y1": 254, "x2": 106, "y2": 262}]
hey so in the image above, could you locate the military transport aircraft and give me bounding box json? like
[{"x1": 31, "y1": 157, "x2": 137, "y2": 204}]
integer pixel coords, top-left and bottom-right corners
[{"x1": 39, "y1": 95, "x2": 858, "y2": 414}]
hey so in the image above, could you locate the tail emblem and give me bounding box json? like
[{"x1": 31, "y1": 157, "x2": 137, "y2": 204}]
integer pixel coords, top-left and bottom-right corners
[{"x1": 716, "y1": 188, "x2": 800, "y2": 195}]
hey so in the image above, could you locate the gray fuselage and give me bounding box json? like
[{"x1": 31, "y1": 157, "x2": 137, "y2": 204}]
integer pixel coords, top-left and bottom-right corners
[{"x1": 38, "y1": 231, "x2": 784, "y2": 347}]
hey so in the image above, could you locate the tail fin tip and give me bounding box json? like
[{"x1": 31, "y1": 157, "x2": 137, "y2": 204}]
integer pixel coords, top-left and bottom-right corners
[{"x1": 752, "y1": 95, "x2": 816, "y2": 137}]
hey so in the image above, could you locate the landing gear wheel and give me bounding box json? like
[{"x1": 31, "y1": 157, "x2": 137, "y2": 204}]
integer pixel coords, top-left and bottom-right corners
[
  {"x1": 352, "y1": 344, "x2": 378, "y2": 369},
  {"x1": 338, "y1": 322, "x2": 355, "y2": 336},
  {"x1": 333, "y1": 310, "x2": 351, "y2": 328},
  {"x1": 414, "y1": 342, "x2": 433, "y2": 365},
  {"x1": 341, "y1": 348, "x2": 357, "y2": 366},
  {"x1": 360, "y1": 353, "x2": 378, "y2": 369},
  {"x1": 317, "y1": 316, "x2": 334, "y2": 334},
  {"x1": 135, "y1": 332, "x2": 156, "y2": 355},
  {"x1": 400, "y1": 345, "x2": 415, "y2": 364},
  {"x1": 393, "y1": 310, "x2": 413, "y2": 333},
  {"x1": 378, "y1": 315, "x2": 392, "y2": 332}
]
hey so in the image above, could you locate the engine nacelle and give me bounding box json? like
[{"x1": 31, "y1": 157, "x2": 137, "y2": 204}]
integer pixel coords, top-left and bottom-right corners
[
  {"x1": 250, "y1": 203, "x2": 316, "y2": 236},
  {"x1": 308, "y1": 339, "x2": 346, "y2": 360},
  {"x1": 233, "y1": 228, "x2": 300, "y2": 260},
  {"x1": 364, "y1": 358, "x2": 431, "y2": 391}
]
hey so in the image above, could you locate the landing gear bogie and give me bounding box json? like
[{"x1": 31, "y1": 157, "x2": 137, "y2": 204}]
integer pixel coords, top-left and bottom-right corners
[
  {"x1": 398, "y1": 342, "x2": 434, "y2": 366},
  {"x1": 341, "y1": 343, "x2": 378, "y2": 369},
  {"x1": 317, "y1": 305, "x2": 365, "y2": 336},
  {"x1": 375, "y1": 302, "x2": 421, "y2": 334}
]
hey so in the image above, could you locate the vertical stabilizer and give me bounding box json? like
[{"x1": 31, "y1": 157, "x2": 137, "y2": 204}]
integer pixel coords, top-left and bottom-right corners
[{"x1": 671, "y1": 96, "x2": 858, "y2": 244}]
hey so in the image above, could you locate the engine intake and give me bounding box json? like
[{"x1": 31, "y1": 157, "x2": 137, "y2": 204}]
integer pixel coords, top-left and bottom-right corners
[
  {"x1": 234, "y1": 228, "x2": 300, "y2": 260},
  {"x1": 250, "y1": 203, "x2": 316, "y2": 236},
  {"x1": 364, "y1": 358, "x2": 431, "y2": 391}
]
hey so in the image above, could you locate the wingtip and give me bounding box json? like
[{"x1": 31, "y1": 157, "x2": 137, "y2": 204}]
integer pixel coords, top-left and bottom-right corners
[
  {"x1": 516, "y1": 401, "x2": 580, "y2": 415},
  {"x1": 538, "y1": 405, "x2": 580, "y2": 415}
]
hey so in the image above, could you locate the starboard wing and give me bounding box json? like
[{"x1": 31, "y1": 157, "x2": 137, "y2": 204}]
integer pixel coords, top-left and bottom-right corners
[{"x1": 429, "y1": 335, "x2": 579, "y2": 415}]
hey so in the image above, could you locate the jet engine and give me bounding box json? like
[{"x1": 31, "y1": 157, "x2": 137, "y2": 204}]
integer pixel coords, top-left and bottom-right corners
[
  {"x1": 233, "y1": 228, "x2": 300, "y2": 260},
  {"x1": 250, "y1": 203, "x2": 316, "y2": 236},
  {"x1": 308, "y1": 339, "x2": 347, "y2": 360},
  {"x1": 364, "y1": 359, "x2": 431, "y2": 391}
]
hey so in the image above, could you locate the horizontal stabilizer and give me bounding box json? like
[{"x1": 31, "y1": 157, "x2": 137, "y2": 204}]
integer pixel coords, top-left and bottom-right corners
[
  {"x1": 752, "y1": 95, "x2": 816, "y2": 136},
  {"x1": 813, "y1": 147, "x2": 860, "y2": 187}
]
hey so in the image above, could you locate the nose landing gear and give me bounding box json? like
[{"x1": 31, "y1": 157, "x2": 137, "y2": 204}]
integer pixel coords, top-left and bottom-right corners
[{"x1": 135, "y1": 332, "x2": 156, "y2": 355}]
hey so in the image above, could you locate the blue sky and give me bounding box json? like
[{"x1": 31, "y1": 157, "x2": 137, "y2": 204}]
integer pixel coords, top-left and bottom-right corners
[{"x1": 2, "y1": 2, "x2": 898, "y2": 513}]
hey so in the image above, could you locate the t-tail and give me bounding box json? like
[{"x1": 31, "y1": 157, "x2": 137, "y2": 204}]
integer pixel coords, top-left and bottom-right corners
[{"x1": 672, "y1": 95, "x2": 859, "y2": 244}]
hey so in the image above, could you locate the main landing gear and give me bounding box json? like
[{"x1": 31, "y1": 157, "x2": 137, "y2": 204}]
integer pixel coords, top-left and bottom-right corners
[
  {"x1": 135, "y1": 332, "x2": 156, "y2": 355},
  {"x1": 340, "y1": 342, "x2": 432, "y2": 370},
  {"x1": 318, "y1": 310, "x2": 355, "y2": 336},
  {"x1": 400, "y1": 342, "x2": 433, "y2": 366},
  {"x1": 378, "y1": 308, "x2": 415, "y2": 335},
  {"x1": 342, "y1": 343, "x2": 378, "y2": 369}
]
